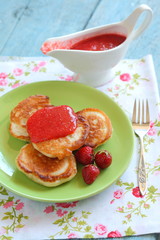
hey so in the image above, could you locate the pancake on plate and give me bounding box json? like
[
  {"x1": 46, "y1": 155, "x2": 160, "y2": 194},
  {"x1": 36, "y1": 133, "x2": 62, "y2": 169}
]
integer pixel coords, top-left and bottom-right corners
[
  {"x1": 9, "y1": 95, "x2": 52, "y2": 141},
  {"x1": 77, "y1": 108, "x2": 112, "y2": 148},
  {"x1": 32, "y1": 115, "x2": 90, "y2": 159},
  {"x1": 16, "y1": 143, "x2": 77, "y2": 187}
]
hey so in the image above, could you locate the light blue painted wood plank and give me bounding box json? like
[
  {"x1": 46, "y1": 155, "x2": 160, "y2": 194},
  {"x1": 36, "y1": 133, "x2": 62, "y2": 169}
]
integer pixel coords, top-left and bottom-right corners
[
  {"x1": 0, "y1": 0, "x2": 30, "y2": 51},
  {"x1": 86, "y1": 0, "x2": 160, "y2": 91},
  {"x1": 0, "y1": 0, "x2": 100, "y2": 56},
  {"x1": 119, "y1": 234, "x2": 157, "y2": 240},
  {"x1": 108, "y1": 234, "x2": 157, "y2": 240}
]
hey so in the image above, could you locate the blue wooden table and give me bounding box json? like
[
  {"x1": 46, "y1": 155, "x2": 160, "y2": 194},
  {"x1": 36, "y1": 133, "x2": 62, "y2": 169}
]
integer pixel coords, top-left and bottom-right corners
[{"x1": 0, "y1": 0, "x2": 159, "y2": 240}]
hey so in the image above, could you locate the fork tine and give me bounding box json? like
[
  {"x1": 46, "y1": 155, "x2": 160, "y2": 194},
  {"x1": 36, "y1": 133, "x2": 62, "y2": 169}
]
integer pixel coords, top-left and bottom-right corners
[
  {"x1": 142, "y1": 100, "x2": 145, "y2": 123},
  {"x1": 132, "y1": 99, "x2": 137, "y2": 122},
  {"x1": 146, "y1": 99, "x2": 150, "y2": 123},
  {"x1": 138, "y1": 100, "x2": 141, "y2": 123}
]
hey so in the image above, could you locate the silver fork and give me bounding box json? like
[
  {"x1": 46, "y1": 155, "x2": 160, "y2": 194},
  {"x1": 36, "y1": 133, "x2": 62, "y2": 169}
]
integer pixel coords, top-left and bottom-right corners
[{"x1": 132, "y1": 99, "x2": 150, "y2": 196}]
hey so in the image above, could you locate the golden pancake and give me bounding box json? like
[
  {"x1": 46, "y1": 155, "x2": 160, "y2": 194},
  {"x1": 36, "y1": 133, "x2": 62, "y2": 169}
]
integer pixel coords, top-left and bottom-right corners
[
  {"x1": 10, "y1": 95, "x2": 52, "y2": 141},
  {"x1": 32, "y1": 115, "x2": 90, "y2": 159},
  {"x1": 77, "y1": 108, "x2": 112, "y2": 148},
  {"x1": 16, "y1": 143, "x2": 77, "y2": 187}
]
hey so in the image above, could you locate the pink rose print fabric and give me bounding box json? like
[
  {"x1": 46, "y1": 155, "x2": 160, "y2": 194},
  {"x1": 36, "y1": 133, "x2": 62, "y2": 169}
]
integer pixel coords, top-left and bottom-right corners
[
  {"x1": 0, "y1": 72, "x2": 8, "y2": 86},
  {"x1": 3, "y1": 201, "x2": 14, "y2": 208},
  {"x1": 13, "y1": 68, "x2": 23, "y2": 76},
  {"x1": 68, "y1": 233, "x2": 79, "y2": 239},
  {"x1": 107, "y1": 230, "x2": 122, "y2": 237},
  {"x1": 0, "y1": 72, "x2": 8, "y2": 80},
  {"x1": 0, "y1": 55, "x2": 160, "y2": 239},
  {"x1": 132, "y1": 187, "x2": 144, "y2": 198},
  {"x1": 119, "y1": 73, "x2": 131, "y2": 81},
  {"x1": 94, "y1": 224, "x2": 107, "y2": 236},
  {"x1": 113, "y1": 189, "x2": 124, "y2": 199},
  {"x1": 44, "y1": 205, "x2": 54, "y2": 214}
]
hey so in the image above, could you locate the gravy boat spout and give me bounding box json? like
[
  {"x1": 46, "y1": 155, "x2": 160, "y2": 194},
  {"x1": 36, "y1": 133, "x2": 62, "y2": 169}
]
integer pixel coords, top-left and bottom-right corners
[{"x1": 41, "y1": 4, "x2": 152, "y2": 87}]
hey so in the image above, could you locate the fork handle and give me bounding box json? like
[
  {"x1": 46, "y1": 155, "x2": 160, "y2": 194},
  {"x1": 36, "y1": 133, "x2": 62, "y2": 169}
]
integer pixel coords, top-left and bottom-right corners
[{"x1": 138, "y1": 135, "x2": 147, "y2": 196}]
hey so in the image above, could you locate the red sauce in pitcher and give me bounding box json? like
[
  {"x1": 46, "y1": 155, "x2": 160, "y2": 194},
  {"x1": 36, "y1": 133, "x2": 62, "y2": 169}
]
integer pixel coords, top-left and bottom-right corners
[{"x1": 70, "y1": 33, "x2": 126, "y2": 51}]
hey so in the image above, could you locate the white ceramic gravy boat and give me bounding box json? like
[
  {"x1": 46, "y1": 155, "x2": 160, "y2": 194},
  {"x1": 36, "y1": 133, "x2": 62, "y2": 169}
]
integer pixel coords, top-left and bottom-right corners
[{"x1": 41, "y1": 4, "x2": 152, "y2": 87}]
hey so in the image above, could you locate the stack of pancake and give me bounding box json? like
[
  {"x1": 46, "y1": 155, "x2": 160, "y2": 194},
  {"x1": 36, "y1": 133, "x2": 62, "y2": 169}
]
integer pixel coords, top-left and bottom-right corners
[{"x1": 9, "y1": 95, "x2": 112, "y2": 187}]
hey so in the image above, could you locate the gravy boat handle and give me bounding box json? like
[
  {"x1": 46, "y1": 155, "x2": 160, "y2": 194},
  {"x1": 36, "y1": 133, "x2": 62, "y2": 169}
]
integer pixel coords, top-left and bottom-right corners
[{"x1": 122, "y1": 4, "x2": 153, "y2": 40}]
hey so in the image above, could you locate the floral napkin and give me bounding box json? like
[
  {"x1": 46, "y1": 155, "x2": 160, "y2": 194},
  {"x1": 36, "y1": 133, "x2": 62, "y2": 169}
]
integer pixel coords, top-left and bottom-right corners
[{"x1": 0, "y1": 55, "x2": 160, "y2": 240}]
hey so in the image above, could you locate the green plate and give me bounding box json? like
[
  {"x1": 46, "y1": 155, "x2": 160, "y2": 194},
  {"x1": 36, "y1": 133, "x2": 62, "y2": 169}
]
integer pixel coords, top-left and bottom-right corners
[{"x1": 0, "y1": 81, "x2": 134, "y2": 202}]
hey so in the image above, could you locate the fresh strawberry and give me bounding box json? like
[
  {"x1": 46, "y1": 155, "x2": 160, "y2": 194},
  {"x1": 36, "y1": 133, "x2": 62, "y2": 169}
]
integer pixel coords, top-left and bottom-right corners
[
  {"x1": 95, "y1": 150, "x2": 112, "y2": 169},
  {"x1": 75, "y1": 146, "x2": 94, "y2": 165},
  {"x1": 82, "y1": 164, "x2": 100, "y2": 184}
]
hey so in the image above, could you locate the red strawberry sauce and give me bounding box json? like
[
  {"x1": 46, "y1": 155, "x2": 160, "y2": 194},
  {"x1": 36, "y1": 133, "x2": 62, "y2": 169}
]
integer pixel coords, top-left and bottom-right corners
[
  {"x1": 70, "y1": 33, "x2": 126, "y2": 51},
  {"x1": 27, "y1": 105, "x2": 77, "y2": 143}
]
